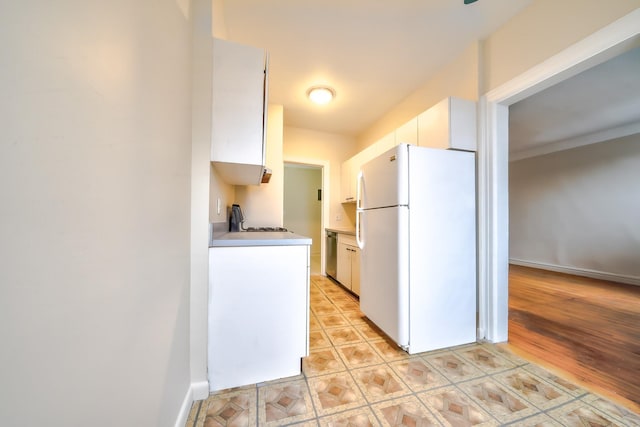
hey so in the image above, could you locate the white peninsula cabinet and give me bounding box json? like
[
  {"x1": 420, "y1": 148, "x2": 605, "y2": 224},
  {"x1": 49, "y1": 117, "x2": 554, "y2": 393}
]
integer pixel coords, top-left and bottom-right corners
[
  {"x1": 417, "y1": 97, "x2": 476, "y2": 151},
  {"x1": 208, "y1": 238, "x2": 310, "y2": 391},
  {"x1": 211, "y1": 38, "x2": 269, "y2": 185},
  {"x1": 336, "y1": 234, "x2": 360, "y2": 296}
]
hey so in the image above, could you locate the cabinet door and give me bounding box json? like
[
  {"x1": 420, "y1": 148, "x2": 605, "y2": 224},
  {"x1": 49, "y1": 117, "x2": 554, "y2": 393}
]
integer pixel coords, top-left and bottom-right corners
[
  {"x1": 340, "y1": 158, "x2": 355, "y2": 203},
  {"x1": 374, "y1": 132, "x2": 396, "y2": 156},
  {"x1": 417, "y1": 98, "x2": 450, "y2": 149},
  {"x1": 211, "y1": 38, "x2": 268, "y2": 185},
  {"x1": 209, "y1": 245, "x2": 308, "y2": 391},
  {"x1": 336, "y1": 242, "x2": 352, "y2": 288},
  {"x1": 351, "y1": 246, "x2": 361, "y2": 296},
  {"x1": 448, "y1": 97, "x2": 476, "y2": 151},
  {"x1": 395, "y1": 117, "x2": 418, "y2": 146},
  {"x1": 417, "y1": 97, "x2": 476, "y2": 151}
]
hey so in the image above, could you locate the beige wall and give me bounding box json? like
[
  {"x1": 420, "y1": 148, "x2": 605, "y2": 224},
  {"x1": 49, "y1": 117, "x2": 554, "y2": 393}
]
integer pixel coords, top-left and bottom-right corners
[
  {"x1": 357, "y1": 1, "x2": 639, "y2": 151},
  {"x1": 357, "y1": 42, "x2": 480, "y2": 151},
  {"x1": 283, "y1": 127, "x2": 358, "y2": 229},
  {"x1": 209, "y1": 165, "x2": 236, "y2": 223},
  {"x1": 0, "y1": 1, "x2": 192, "y2": 425},
  {"x1": 482, "y1": 0, "x2": 639, "y2": 92}
]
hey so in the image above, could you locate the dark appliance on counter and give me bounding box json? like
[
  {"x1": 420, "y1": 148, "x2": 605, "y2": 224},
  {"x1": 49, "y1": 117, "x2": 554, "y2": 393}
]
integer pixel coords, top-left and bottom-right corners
[{"x1": 229, "y1": 204, "x2": 244, "y2": 232}]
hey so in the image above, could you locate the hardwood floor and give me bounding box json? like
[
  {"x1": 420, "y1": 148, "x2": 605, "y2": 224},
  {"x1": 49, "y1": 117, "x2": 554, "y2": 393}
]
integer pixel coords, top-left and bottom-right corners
[{"x1": 507, "y1": 264, "x2": 640, "y2": 413}]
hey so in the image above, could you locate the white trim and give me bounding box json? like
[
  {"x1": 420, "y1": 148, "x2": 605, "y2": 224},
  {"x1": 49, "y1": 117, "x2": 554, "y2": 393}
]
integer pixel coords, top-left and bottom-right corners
[
  {"x1": 486, "y1": 10, "x2": 640, "y2": 106},
  {"x1": 283, "y1": 156, "x2": 330, "y2": 276},
  {"x1": 478, "y1": 9, "x2": 640, "y2": 343},
  {"x1": 191, "y1": 380, "x2": 209, "y2": 401},
  {"x1": 173, "y1": 381, "x2": 210, "y2": 427},
  {"x1": 174, "y1": 386, "x2": 193, "y2": 427},
  {"x1": 510, "y1": 259, "x2": 640, "y2": 287}
]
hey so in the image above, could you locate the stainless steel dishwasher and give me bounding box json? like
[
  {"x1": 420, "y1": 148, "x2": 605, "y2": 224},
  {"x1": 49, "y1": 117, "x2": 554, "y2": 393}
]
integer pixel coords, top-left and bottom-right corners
[{"x1": 326, "y1": 230, "x2": 338, "y2": 280}]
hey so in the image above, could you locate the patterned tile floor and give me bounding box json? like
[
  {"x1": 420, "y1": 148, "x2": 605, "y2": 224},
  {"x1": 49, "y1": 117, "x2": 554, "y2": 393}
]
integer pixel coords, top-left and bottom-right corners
[{"x1": 187, "y1": 275, "x2": 640, "y2": 426}]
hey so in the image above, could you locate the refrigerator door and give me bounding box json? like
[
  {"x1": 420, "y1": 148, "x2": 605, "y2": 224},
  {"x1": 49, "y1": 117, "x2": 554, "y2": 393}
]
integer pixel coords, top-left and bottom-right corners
[
  {"x1": 406, "y1": 145, "x2": 477, "y2": 353},
  {"x1": 359, "y1": 144, "x2": 409, "y2": 210},
  {"x1": 359, "y1": 204, "x2": 409, "y2": 348}
]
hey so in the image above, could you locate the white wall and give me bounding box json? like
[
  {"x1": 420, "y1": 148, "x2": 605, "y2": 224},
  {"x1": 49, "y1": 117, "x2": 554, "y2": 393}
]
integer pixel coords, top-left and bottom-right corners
[
  {"x1": 509, "y1": 134, "x2": 640, "y2": 282},
  {"x1": 0, "y1": 1, "x2": 192, "y2": 426},
  {"x1": 283, "y1": 127, "x2": 358, "y2": 229},
  {"x1": 284, "y1": 166, "x2": 323, "y2": 254},
  {"x1": 190, "y1": 0, "x2": 214, "y2": 401},
  {"x1": 208, "y1": 6, "x2": 235, "y2": 225}
]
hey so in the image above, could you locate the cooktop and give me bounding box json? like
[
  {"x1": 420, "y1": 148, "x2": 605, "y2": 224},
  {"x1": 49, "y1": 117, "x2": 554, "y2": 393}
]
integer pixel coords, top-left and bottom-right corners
[{"x1": 244, "y1": 226, "x2": 289, "y2": 232}]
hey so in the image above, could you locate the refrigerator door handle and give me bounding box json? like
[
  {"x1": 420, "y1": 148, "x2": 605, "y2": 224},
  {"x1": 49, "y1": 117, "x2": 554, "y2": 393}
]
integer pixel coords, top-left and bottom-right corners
[
  {"x1": 356, "y1": 170, "x2": 363, "y2": 210},
  {"x1": 356, "y1": 210, "x2": 364, "y2": 249},
  {"x1": 356, "y1": 170, "x2": 364, "y2": 249}
]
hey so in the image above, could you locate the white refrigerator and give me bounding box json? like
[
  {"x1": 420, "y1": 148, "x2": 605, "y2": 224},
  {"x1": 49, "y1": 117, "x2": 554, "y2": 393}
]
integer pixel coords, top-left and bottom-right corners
[{"x1": 356, "y1": 143, "x2": 476, "y2": 354}]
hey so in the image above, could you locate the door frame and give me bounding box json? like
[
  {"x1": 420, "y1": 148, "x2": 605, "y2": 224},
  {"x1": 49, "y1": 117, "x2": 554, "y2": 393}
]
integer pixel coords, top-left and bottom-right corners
[
  {"x1": 283, "y1": 157, "x2": 330, "y2": 275},
  {"x1": 478, "y1": 9, "x2": 640, "y2": 342}
]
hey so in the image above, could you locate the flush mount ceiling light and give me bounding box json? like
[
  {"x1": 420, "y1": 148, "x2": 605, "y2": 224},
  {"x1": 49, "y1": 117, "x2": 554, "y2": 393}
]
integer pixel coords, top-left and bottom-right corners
[{"x1": 307, "y1": 86, "x2": 335, "y2": 105}]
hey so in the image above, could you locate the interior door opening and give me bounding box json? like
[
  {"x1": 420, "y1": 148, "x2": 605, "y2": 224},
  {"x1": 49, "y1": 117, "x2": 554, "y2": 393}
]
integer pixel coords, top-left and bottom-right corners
[{"x1": 283, "y1": 163, "x2": 324, "y2": 275}]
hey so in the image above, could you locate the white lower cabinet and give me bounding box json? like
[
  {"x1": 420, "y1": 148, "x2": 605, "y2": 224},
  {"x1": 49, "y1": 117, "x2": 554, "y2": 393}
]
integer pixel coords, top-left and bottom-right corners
[
  {"x1": 336, "y1": 234, "x2": 360, "y2": 296},
  {"x1": 208, "y1": 244, "x2": 309, "y2": 391}
]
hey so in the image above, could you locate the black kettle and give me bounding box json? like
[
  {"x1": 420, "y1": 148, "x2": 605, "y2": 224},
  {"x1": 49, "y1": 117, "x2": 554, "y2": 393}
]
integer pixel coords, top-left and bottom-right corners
[{"x1": 229, "y1": 204, "x2": 244, "y2": 232}]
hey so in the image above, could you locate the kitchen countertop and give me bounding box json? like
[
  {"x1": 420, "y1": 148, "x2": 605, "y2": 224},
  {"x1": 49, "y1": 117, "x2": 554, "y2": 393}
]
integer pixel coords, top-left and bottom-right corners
[
  {"x1": 210, "y1": 231, "x2": 312, "y2": 247},
  {"x1": 325, "y1": 227, "x2": 356, "y2": 235}
]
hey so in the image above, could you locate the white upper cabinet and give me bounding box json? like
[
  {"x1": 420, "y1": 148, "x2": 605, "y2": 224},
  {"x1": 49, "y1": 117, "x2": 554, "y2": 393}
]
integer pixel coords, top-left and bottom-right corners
[
  {"x1": 395, "y1": 117, "x2": 418, "y2": 146},
  {"x1": 417, "y1": 97, "x2": 476, "y2": 151},
  {"x1": 340, "y1": 157, "x2": 356, "y2": 203},
  {"x1": 211, "y1": 38, "x2": 269, "y2": 185},
  {"x1": 340, "y1": 97, "x2": 476, "y2": 203},
  {"x1": 374, "y1": 132, "x2": 396, "y2": 157},
  {"x1": 340, "y1": 132, "x2": 394, "y2": 203}
]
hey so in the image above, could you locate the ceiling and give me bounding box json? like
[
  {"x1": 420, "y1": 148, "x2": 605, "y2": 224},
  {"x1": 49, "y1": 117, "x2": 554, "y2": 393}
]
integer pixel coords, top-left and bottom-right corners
[
  {"x1": 219, "y1": 1, "x2": 640, "y2": 155},
  {"x1": 509, "y1": 45, "x2": 640, "y2": 159},
  {"x1": 221, "y1": 0, "x2": 532, "y2": 137}
]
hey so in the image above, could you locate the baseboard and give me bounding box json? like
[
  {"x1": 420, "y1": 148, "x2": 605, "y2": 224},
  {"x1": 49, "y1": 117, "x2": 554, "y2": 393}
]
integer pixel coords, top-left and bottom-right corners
[
  {"x1": 191, "y1": 380, "x2": 209, "y2": 401},
  {"x1": 509, "y1": 258, "x2": 640, "y2": 286},
  {"x1": 174, "y1": 381, "x2": 209, "y2": 427},
  {"x1": 174, "y1": 386, "x2": 193, "y2": 427}
]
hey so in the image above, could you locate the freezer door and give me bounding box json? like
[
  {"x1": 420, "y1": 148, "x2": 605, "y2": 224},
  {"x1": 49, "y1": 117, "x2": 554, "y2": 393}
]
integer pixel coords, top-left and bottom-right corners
[
  {"x1": 359, "y1": 144, "x2": 409, "y2": 209},
  {"x1": 359, "y1": 205, "x2": 409, "y2": 348}
]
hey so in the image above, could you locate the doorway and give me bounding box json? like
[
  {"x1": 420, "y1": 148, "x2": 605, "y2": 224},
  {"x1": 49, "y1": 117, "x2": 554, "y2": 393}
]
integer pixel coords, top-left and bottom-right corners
[
  {"x1": 284, "y1": 163, "x2": 324, "y2": 274},
  {"x1": 478, "y1": 10, "x2": 640, "y2": 342}
]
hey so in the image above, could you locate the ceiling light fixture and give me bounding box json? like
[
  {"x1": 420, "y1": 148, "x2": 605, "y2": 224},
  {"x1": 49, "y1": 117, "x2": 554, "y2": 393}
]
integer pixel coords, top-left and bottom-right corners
[{"x1": 307, "y1": 86, "x2": 335, "y2": 105}]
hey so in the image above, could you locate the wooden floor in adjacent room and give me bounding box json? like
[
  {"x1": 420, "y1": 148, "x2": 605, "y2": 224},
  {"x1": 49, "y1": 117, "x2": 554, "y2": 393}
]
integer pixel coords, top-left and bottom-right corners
[{"x1": 507, "y1": 264, "x2": 640, "y2": 413}]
